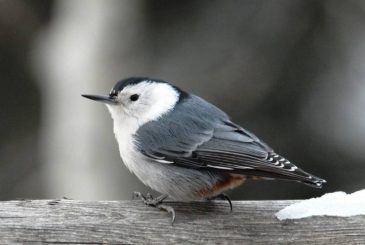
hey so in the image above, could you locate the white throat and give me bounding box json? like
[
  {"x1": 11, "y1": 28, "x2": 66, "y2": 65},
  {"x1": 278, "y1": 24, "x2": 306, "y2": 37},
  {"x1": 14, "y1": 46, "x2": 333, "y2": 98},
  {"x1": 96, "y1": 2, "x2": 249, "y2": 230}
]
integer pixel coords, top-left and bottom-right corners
[{"x1": 106, "y1": 82, "x2": 180, "y2": 172}]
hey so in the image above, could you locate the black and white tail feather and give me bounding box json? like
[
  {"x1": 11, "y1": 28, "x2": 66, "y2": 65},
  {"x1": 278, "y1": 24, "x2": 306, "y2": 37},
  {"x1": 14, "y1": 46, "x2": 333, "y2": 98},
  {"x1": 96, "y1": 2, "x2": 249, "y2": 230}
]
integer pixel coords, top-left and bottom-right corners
[{"x1": 265, "y1": 152, "x2": 326, "y2": 188}]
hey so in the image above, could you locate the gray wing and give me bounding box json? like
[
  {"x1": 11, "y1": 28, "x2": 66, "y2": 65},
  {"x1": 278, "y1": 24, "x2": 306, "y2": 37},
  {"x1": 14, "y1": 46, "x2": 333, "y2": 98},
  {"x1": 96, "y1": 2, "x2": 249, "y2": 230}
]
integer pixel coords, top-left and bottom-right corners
[{"x1": 135, "y1": 95, "x2": 325, "y2": 188}]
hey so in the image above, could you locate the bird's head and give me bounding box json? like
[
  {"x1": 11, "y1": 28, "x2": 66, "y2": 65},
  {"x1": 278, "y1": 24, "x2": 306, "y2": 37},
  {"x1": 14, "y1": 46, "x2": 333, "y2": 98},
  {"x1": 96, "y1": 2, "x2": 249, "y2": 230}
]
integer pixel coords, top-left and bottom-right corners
[{"x1": 82, "y1": 77, "x2": 186, "y2": 124}]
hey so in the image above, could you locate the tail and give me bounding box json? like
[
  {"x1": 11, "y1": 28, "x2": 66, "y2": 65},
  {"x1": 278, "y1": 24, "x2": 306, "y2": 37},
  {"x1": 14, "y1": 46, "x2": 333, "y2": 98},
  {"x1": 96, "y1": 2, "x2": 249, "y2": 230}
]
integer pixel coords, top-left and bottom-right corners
[
  {"x1": 299, "y1": 173, "x2": 327, "y2": 188},
  {"x1": 265, "y1": 152, "x2": 327, "y2": 188}
]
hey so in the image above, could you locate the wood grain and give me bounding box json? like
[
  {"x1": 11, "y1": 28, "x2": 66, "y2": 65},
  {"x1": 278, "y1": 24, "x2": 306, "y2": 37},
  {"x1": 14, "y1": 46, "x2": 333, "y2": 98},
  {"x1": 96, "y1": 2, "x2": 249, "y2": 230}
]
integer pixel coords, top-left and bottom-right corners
[{"x1": 0, "y1": 200, "x2": 364, "y2": 244}]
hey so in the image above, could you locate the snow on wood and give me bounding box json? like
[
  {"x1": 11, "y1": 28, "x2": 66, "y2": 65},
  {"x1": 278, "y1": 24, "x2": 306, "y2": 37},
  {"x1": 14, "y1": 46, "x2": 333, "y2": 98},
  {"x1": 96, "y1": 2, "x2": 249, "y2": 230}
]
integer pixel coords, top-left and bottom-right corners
[{"x1": 276, "y1": 189, "x2": 365, "y2": 220}]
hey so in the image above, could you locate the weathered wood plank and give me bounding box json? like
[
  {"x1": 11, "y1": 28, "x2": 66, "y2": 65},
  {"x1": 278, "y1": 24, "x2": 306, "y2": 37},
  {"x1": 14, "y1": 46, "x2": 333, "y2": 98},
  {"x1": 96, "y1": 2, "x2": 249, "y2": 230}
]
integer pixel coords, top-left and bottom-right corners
[{"x1": 0, "y1": 200, "x2": 364, "y2": 244}]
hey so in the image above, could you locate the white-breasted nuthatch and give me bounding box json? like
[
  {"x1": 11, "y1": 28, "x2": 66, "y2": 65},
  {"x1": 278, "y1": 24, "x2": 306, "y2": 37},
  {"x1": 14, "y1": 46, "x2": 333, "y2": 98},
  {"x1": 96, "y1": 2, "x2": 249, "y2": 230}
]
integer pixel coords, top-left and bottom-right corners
[{"x1": 82, "y1": 77, "x2": 326, "y2": 223}]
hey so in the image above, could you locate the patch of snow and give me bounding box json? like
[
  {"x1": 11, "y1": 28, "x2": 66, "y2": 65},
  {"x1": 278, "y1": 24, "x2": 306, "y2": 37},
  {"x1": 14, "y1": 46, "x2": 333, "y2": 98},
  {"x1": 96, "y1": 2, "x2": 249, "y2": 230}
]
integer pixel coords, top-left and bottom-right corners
[{"x1": 275, "y1": 189, "x2": 365, "y2": 220}]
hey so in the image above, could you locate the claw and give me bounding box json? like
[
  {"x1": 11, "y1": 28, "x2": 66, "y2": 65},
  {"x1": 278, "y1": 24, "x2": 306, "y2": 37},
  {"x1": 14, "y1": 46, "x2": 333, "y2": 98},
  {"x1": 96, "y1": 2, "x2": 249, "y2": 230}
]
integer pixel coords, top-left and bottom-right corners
[
  {"x1": 132, "y1": 191, "x2": 175, "y2": 224},
  {"x1": 209, "y1": 193, "x2": 233, "y2": 212},
  {"x1": 146, "y1": 193, "x2": 153, "y2": 200},
  {"x1": 132, "y1": 191, "x2": 146, "y2": 202},
  {"x1": 157, "y1": 204, "x2": 176, "y2": 225},
  {"x1": 218, "y1": 193, "x2": 233, "y2": 212}
]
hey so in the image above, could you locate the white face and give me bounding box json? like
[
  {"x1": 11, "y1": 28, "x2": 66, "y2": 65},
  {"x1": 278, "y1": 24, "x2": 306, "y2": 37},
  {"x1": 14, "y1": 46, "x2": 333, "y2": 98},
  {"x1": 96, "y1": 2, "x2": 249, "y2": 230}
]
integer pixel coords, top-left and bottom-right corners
[{"x1": 106, "y1": 81, "x2": 180, "y2": 125}]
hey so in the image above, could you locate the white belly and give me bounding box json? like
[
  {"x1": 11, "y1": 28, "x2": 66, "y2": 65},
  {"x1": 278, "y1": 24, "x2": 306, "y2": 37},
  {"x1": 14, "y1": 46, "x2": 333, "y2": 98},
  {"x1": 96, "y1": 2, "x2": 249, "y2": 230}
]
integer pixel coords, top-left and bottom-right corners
[
  {"x1": 111, "y1": 116, "x2": 168, "y2": 193},
  {"x1": 115, "y1": 133, "x2": 222, "y2": 200},
  {"x1": 111, "y1": 112, "x2": 223, "y2": 200}
]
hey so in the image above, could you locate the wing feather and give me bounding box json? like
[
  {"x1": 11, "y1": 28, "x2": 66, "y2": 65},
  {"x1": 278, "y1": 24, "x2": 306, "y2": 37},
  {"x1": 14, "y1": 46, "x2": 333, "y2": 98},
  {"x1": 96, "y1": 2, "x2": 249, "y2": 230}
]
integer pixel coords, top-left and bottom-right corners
[{"x1": 135, "y1": 95, "x2": 325, "y2": 188}]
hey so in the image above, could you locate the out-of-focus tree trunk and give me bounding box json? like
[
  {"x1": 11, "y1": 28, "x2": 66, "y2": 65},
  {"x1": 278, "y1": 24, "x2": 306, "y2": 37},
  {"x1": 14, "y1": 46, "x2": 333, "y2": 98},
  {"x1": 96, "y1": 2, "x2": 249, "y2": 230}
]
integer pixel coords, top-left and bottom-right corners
[{"x1": 33, "y1": 0, "x2": 149, "y2": 199}]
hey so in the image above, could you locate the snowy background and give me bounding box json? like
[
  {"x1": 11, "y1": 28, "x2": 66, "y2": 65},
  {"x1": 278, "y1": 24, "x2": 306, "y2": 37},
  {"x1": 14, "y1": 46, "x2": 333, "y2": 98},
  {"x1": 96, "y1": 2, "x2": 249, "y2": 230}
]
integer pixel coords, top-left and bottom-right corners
[{"x1": 0, "y1": 0, "x2": 365, "y2": 200}]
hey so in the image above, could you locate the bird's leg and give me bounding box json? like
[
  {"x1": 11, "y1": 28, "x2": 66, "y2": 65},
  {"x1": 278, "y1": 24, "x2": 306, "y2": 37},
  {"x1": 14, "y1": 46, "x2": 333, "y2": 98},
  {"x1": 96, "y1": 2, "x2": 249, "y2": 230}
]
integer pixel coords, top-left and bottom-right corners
[
  {"x1": 132, "y1": 192, "x2": 176, "y2": 224},
  {"x1": 208, "y1": 193, "x2": 233, "y2": 212}
]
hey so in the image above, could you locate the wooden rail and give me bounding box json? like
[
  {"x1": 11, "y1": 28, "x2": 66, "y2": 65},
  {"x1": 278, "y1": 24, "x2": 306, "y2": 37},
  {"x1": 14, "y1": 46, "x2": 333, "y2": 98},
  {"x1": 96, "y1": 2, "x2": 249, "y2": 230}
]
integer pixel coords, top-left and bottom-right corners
[{"x1": 0, "y1": 200, "x2": 364, "y2": 244}]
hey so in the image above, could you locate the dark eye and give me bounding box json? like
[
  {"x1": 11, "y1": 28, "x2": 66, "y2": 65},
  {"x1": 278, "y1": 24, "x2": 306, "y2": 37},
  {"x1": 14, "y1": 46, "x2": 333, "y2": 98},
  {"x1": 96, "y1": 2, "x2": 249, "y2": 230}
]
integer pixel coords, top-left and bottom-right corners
[{"x1": 130, "y1": 94, "x2": 139, "y2": 101}]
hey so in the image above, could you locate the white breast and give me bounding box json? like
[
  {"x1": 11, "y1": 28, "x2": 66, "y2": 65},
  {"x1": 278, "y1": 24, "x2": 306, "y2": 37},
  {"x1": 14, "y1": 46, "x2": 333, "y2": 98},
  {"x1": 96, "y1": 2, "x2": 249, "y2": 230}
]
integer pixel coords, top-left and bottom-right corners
[
  {"x1": 111, "y1": 115, "x2": 169, "y2": 194},
  {"x1": 110, "y1": 110, "x2": 162, "y2": 188},
  {"x1": 111, "y1": 114, "x2": 140, "y2": 173},
  {"x1": 105, "y1": 81, "x2": 180, "y2": 177}
]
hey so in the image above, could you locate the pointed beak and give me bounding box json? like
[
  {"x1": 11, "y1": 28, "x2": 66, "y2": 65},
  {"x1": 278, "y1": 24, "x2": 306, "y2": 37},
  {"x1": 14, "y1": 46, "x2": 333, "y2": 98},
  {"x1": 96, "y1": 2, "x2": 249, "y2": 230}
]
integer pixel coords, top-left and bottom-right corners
[{"x1": 81, "y1": 94, "x2": 118, "y2": 105}]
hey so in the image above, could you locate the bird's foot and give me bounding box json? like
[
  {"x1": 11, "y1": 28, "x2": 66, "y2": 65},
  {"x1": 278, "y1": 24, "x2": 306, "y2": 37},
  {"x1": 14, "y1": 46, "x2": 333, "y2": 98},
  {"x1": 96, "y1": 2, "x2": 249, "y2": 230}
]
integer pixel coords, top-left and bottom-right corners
[
  {"x1": 132, "y1": 192, "x2": 176, "y2": 225},
  {"x1": 208, "y1": 193, "x2": 233, "y2": 212}
]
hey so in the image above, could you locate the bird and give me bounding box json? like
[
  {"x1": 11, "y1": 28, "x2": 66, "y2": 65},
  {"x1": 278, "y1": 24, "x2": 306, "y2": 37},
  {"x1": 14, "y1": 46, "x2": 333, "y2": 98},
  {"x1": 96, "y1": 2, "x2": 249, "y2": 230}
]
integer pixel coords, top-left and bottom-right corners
[{"x1": 82, "y1": 77, "x2": 326, "y2": 224}]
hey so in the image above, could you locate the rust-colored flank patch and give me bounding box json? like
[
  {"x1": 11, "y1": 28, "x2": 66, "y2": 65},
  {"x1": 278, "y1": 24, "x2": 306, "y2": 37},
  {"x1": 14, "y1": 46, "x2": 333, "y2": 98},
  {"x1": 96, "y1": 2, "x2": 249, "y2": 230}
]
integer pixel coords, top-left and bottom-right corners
[{"x1": 196, "y1": 174, "x2": 246, "y2": 198}]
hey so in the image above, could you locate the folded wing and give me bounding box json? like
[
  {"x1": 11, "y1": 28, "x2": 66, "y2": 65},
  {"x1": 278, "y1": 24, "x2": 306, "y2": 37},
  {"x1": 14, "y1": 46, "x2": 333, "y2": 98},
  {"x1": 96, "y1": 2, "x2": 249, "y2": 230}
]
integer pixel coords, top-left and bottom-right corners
[{"x1": 134, "y1": 95, "x2": 326, "y2": 188}]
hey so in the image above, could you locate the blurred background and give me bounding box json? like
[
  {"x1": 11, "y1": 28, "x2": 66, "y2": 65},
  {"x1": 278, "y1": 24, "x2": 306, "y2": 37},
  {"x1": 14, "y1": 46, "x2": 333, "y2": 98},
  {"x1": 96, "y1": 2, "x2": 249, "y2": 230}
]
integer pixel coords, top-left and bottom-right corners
[{"x1": 1, "y1": 0, "x2": 364, "y2": 201}]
